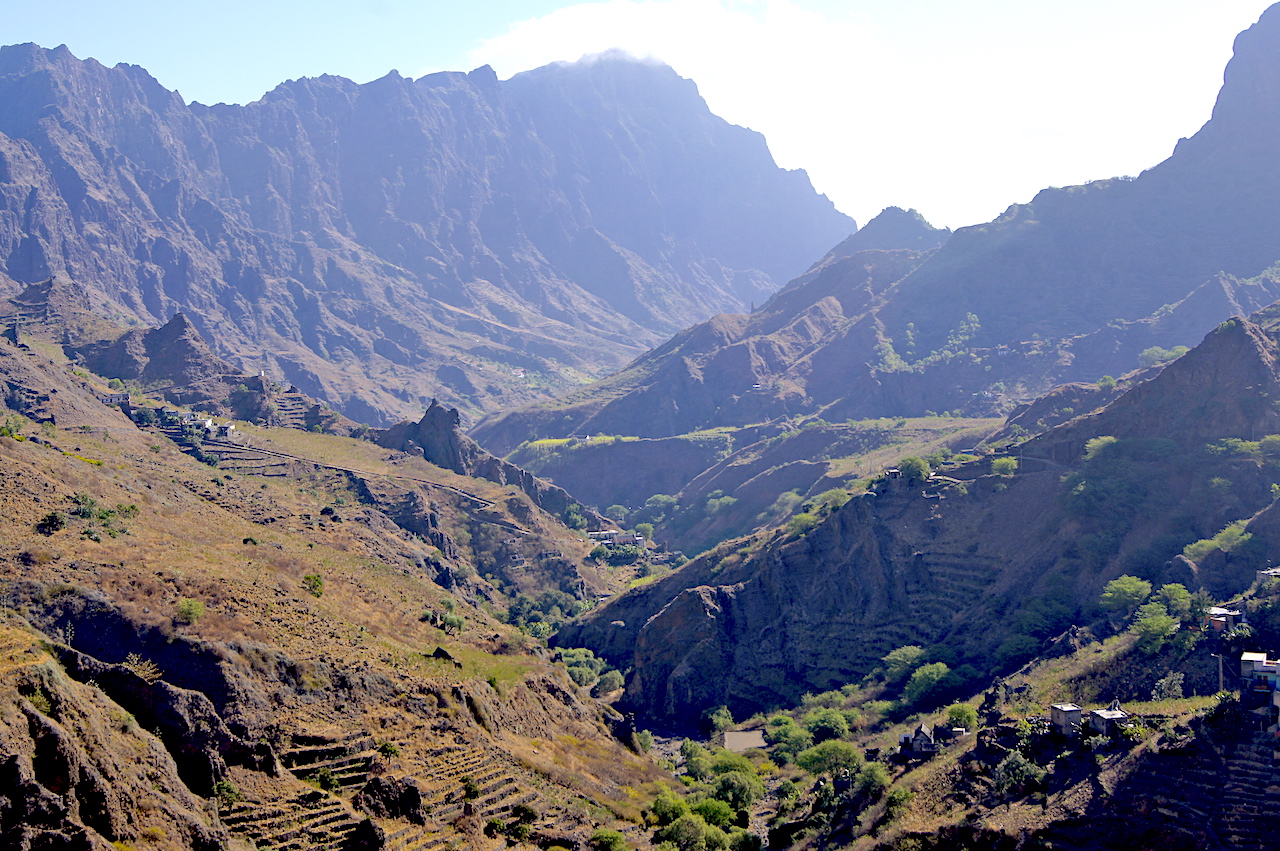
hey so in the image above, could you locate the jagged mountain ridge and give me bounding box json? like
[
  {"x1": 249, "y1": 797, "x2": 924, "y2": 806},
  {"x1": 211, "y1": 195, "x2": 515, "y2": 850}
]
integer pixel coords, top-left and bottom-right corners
[
  {"x1": 0, "y1": 44, "x2": 853, "y2": 425},
  {"x1": 474, "y1": 6, "x2": 1280, "y2": 456}
]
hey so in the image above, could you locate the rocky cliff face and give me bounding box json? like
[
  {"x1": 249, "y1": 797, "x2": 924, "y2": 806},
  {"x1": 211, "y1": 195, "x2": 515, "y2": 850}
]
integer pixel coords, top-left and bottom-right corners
[{"x1": 0, "y1": 44, "x2": 853, "y2": 425}]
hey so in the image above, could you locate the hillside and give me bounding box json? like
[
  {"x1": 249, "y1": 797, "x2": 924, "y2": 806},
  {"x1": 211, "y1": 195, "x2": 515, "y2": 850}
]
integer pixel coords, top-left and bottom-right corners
[
  {"x1": 0, "y1": 321, "x2": 672, "y2": 849},
  {"x1": 0, "y1": 45, "x2": 853, "y2": 425},
  {"x1": 555, "y1": 308, "x2": 1280, "y2": 724}
]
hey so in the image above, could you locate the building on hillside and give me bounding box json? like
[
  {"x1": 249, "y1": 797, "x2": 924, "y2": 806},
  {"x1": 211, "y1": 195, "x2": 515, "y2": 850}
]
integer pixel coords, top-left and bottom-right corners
[
  {"x1": 722, "y1": 730, "x2": 766, "y2": 753},
  {"x1": 100, "y1": 393, "x2": 129, "y2": 406},
  {"x1": 899, "y1": 722, "x2": 938, "y2": 757},
  {"x1": 1206, "y1": 606, "x2": 1244, "y2": 632},
  {"x1": 1240, "y1": 652, "x2": 1280, "y2": 691},
  {"x1": 217, "y1": 423, "x2": 236, "y2": 439},
  {"x1": 1087, "y1": 700, "x2": 1130, "y2": 736},
  {"x1": 1050, "y1": 703, "x2": 1083, "y2": 736},
  {"x1": 1239, "y1": 652, "x2": 1280, "y2": 732}
]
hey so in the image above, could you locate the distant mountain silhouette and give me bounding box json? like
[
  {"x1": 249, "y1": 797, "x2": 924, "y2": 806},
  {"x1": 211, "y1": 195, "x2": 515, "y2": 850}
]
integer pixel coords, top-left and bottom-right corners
[{"x1": 0, "y1": 45, "x2": 853, "y2": 425}]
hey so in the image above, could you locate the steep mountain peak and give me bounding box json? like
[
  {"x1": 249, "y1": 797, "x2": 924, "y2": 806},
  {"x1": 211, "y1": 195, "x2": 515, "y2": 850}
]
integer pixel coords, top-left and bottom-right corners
[
  {"x1": 825, "y1": 206, "x2": 949, "y2": 257},
  {"x1": 1174, "y1": 1, "x2": 1280, "y2": 157}
]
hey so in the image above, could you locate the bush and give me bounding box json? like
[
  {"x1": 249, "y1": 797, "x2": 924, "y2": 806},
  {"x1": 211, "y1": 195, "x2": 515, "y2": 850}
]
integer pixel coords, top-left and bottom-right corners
[
  {"x1": 652, "y1": 789, "x2": 691, "y2": 826},
  {"x1": 710, "y1": 750, "x2": 754, "y2": 776},
  {"x1": 706, "y1": 705, "x2": 734, "y2": 733},
  {"x1": 593, "y1": 669, "x2": 624, "y2": 696},
  {"x1": 567, "y1": 665, "x2": 597, "y2": 687},
  {"x1": 991, "y1": 456, "x2": 1018, "y2": 477},
  {"x1": 589, "y1": 828, "x2": 628, "y2": 851},
  {"x1": 854, "y1": 762, "x2": 889, "y2": 798},
  {"x1": 36, "y1": 511, "x2": 69, "y2": 535},
  {"x1": 658, "y1": 815, "x2": 708, "y2": 851},
  {"x1": 945, "y1": 703, "x2": 978, "y2": 730},
  {"x1": 175, "y1": 598, "x2": 205, "y2": 625},
  {"x1": 302, "y1": 574, "x2": 324, "y2": 598},
  {"x1": 883, "y1": 788, "x2": 913, "y2": 820},
  {"x1": 212, "y1": 779, "x2": 242, "y2": 805},
  {"x1": 311, "y1": 766, "x2": 339, "y2": 791},
  {"x1": 691, "y1": 798, "x2": 734, "y2": 828},
  {"x1": 994, "y1": 750, "x2": 1046, "y2": 796}
]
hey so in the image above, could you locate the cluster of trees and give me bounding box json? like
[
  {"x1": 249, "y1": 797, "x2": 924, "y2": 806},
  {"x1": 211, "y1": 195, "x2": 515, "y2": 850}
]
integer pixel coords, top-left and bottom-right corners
[
  {"x1": 652, "y1": 743, "x2": 767, "y2": 851},
  {"x1": 1100, "y1": 575, "x2": 1205, "y2": 654},
  {"x1": 554, "y1": 647, "x2": 624, "y2": 695},
  {"x1": 506, "y1": 589, "x2": 592, "y2": 638}
]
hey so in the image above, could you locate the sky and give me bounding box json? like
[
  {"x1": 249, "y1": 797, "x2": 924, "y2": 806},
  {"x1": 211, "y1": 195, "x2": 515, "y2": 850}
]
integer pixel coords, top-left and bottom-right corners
[{"x1": 2, "y1": 1, "x2": 1275, "y2": 229}]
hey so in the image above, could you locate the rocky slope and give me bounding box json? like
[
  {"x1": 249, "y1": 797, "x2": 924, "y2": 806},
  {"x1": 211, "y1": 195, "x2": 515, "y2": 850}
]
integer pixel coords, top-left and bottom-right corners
[
  {"x1": 555, "y1": 307, "x2": 1280, "y2": 724},
  {"x1": 0, "y1": 323, "x2": 668, "y2": 849},
  {"x1": 0, "y1": 44, "x2": 853, "y2": 425}
]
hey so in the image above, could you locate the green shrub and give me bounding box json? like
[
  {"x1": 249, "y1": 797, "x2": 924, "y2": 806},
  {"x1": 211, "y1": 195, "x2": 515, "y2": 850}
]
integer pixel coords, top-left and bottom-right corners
[
  {"x1": 37, "y1": 511, "x2": 69, "y2": 535},
  {"x1": 213, "y1": 779, "x2": 243, "y2": 805},
  {"x1": 802, "y1": 707, "x2": 850, "y2": 742},
  {"x1": 589, "y1": 828, "x2": 628, "y2": 851},
  {"x1": 691, "y1": 798, "x2": 734, "y2": 828},
  {"x1": 991, "y1": 456, "x2": 1018, "y2": 477},
  {"x1": 302, "y1": 574, "x2": 324, "y2": 598},
  {"x1": 175, "y1": 598, "x2": 205, "y2": 625}
]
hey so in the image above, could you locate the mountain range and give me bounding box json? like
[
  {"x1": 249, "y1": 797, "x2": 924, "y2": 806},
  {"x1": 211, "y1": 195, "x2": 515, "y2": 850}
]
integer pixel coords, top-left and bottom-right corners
[{"x1": 0, "y1": 45, "x2": 852, "y2": 425}]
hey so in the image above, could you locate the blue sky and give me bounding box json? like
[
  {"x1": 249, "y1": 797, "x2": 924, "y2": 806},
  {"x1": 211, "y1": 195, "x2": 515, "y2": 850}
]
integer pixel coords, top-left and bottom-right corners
[{"x1": 3, "y1": 1, "x2": 1274, "y2": 229}]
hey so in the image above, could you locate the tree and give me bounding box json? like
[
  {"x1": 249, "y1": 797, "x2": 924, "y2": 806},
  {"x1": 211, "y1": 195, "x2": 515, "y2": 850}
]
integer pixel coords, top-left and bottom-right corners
[
  {"x1": 881, "y1": 644, "x2": 926, "y2": 682},
  {"x1": 945, "y1": 703, "x2": 978, "y2": 731},
  {"x1": 1097, "y1": 375, "x2": 1117, "y2": 391},
  {"x1": 1100, "y1": 575, "x2": 1152, "y2": 614},
  {"x1": 802, "y1": 707, "x2": 850, "y2": 743},
  {"x1": 1156, "y1": 583, "x2": 1191, "y2": 621},
  {"x1": 994, "y1": 750, "x2": 1046, "y2": 796},
  {"x1": 795, "y1": 740, "x2": 862, "y2": 776},
  {"x1": 902, "y1": 662, "x2": 950, "y2": 706},
  {"x1": 605, "y1": 505, "x2": 629, "y2": 522},
  {"x1": 636, "y1": 522, "x2": 655, "y2": 540},
  {"x1": 1131, "y1": 602, "x2": 1177, "y2": 654},
  {"x1": 898, "y1": 456, "x2": 930, "y2": 484},
  {"x1": 712, "y1": 771, "x2": 765, "y2": 810}
]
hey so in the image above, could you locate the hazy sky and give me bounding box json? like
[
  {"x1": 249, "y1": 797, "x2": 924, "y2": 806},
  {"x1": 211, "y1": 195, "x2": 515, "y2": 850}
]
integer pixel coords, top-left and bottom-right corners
[{"x1": 3, "y1": 1, "x2": 1274, "y2": 229}]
